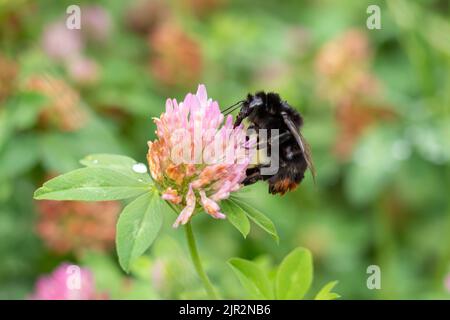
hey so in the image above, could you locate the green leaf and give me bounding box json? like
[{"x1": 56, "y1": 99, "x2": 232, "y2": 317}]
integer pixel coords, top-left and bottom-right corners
[
  {"x1": 34, "y1": 167, "x2": 151, "y2": 201},
  {"x1": 11, "y1": 92, "x2": 48, "y2": 128},
  {"x1": 80, "y1": 154, "x2": 137, "y2": 168},
  {"x1": 0, "y1": 110, "x2": 11, "y2": 150},
  {"x1": 315, "y1": 281, "x2": 340, "y2": 300},
  {"x1": 221, "y1": 199, "x2": 250, "y2": 238},
  {"x1": 228, "y1": 258, "x2": 274, "y2": 299},
  {"x1": 39, "y1": 134, "x2": 81, "y2": 172},
  {"x1": 231, "y1": 198, "x2": 279, "y2": 243},
  {"x1": 275, "y1": 247, "x2": 313, "y2": 300},
  {"x1": 116, "y1": 192, "x2": 164, "y2": 272},
  {"x1": 0, "y1": 134, "x2": 39, "y2": 180},
  {"x1": 80, "y1": 153, "x2": 152, "y2": 183}
]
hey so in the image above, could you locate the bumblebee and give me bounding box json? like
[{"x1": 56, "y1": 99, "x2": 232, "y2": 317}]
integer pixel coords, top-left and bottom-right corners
[{"x1": 226, "y1": 92, "x2": 315, "y2": 195}]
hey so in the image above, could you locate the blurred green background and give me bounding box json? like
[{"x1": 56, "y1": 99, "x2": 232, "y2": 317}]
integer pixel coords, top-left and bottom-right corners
[{"x1": 1, "y1": 0, "x2": 450, "y2": 299}]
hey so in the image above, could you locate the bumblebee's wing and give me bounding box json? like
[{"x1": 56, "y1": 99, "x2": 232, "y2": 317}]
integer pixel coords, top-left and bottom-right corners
[{"x1": 281, "y1": 112, "x2": 316, "y2": 182}]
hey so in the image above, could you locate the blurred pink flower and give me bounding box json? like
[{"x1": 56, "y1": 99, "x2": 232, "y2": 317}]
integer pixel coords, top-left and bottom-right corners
[
  {"x1": 66, "y1": 56, "x2": 99, "y2": 85},
  {"x1": 30, "y1": 263, "x2": 102, "y2": 300},
  {"x1": 149, "y1": 23, "x2": 203, "y2": 88},
  {"x1": 183, "y1": 0, "x2": 227, "y2": 17},
  {"x1": 314, "y1": 29, "x2": 396, "y2": 160},
  {"x1": 81, "y1": 5, "x2": 111, "y2": 42},
  {"x1": 41, "y1": 13, "x2": 105, "y2": 86},
  {"x1": 42, "y1": 21, "x2": 83, "y2": 61},
  {"x1": 315, "y1": 29, "x2": 378, "y2": 105},
  {"x1": 125, "y1": 0, "x2": 171, "y2": 35},
  {"x1": 147, "y1": 84, "x2": 254, "y2": 227},
  {"x1": 36, "y1": 190, "x2": 120, "y2": 254},
  {"x1": 445, "y1": 274, "x2": 450, "y2": 293},
  {"x1": 0, "y1": 54, "x2": 18, "y2": 103},
  {"x1": 151, "y1": 259, "x2": 166, "y2": 291},
  {"x1": 25, "y1": 75, "x2": 88, "y2": 132}
]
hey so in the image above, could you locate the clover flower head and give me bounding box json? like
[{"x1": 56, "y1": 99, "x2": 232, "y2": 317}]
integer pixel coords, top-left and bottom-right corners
[{"x1": 147, "y1": 84, "x2": 254, "y2": 227}]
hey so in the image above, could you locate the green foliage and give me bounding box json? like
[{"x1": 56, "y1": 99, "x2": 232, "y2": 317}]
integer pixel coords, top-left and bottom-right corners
[
  {"x1": 0, "y1": 134, "x2": 39, "y2": 181},
  {"x1": 229, "y1": 247, "x2": 339, "y2": 300},
  {"x1": 220, "y1": 200, "x2": 250, "y2": 238},
  {"x1": 275, "y1": 247, "x2": 313, "y2": 299},
  {"x1": 32, "y1": 152, "x2": 281, "y2": 279},
  {"x1": 80, "y1": 154, "x2": 152, "y2": 183},
  {"x1": 34, "y1": 167, "x2": 151, "y2": 201},
  {"x1": 228, "y1": 258, "x2": 274, "y2": 299},
  {"x1": 2, "y1": 0, "x2": 450, "y2": 300},
  {"x1": 116, "y1": 192, "x2": 164, "y2": 272},
  {"x1": 315, "y1": 281, "x2": 341, "y2": 300},
  {"x1": 33, "y1": 154, "x2": 160, "y2": 273},
  {"x1": 227, "y1": 197, "x2": 279, "y2": 243}
]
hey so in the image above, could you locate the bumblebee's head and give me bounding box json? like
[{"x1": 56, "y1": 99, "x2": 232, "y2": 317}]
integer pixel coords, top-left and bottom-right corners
[
  {"x1": 234, "y1": 94, "x2": 263, "y2": 127},
  {"x1": 248, "y1": 94, "x2": 264, "y2": 109}
]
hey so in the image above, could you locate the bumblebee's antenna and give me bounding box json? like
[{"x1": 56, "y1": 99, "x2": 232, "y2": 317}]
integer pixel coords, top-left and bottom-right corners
[
  {"x1": 222, "y1": 100, "x2": 244, "y2": 115},
  {"x1": 224, "y1": 104, "x2": 243, "y2": 116}
]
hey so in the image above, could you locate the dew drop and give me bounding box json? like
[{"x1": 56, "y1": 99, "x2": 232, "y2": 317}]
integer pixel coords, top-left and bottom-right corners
[{"x1": 132, "y1": 163, "x2": 147, "y2": 174}]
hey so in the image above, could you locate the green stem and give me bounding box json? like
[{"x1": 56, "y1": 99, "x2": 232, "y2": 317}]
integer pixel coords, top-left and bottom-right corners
[{"x1": 184, "y1": 222, "x2": 219, "y2": 299}]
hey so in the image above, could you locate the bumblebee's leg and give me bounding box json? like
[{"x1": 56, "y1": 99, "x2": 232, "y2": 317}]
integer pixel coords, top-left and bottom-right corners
[{"x1": 242, "y1": 167, "x2": 263, "y2": 186}]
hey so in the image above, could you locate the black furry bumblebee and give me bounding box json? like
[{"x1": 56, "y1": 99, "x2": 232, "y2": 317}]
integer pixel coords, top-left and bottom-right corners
[{"x1": 226, "y1": 92, "x2": 315, "y2": 195}]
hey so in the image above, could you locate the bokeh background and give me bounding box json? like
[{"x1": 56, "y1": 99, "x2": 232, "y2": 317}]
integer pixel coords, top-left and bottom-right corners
[{"x1": 1, "y1": 0, "x2": 450, "y2": 299}]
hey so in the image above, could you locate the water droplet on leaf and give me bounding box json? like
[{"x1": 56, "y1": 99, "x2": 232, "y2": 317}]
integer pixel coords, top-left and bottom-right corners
[{"x1": 132, "y1": 163, "x2": 147, "y2": 174}]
